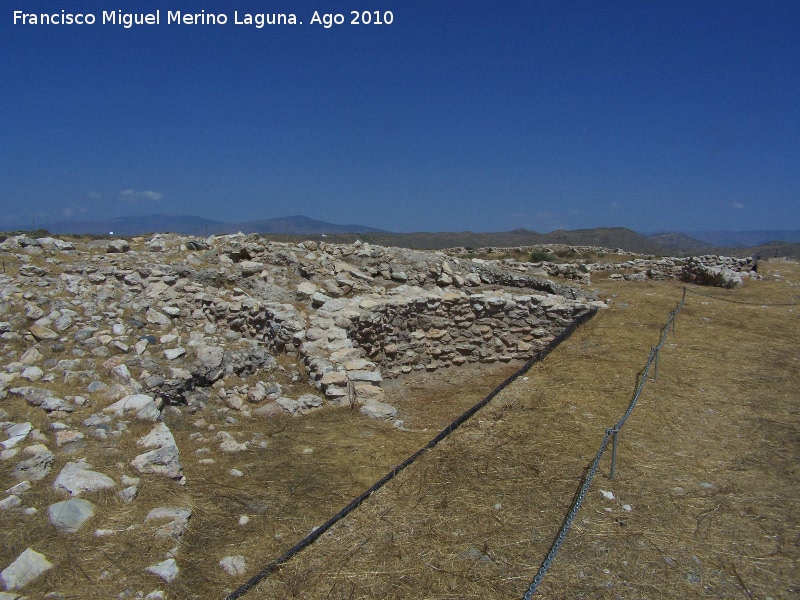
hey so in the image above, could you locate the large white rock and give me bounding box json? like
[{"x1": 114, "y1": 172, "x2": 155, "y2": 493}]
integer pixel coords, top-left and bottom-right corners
[
  {"x1": 164, "y1": 348, "x2": 186, "y2": 360},
  {"x1": 53, "y1": 461, "x2": 115, "y2": 496},
  {"x1": 131, "y1": 423, "x2": 183, "y2": 480},
  {"x1": 104, "y1": 394, "x2": 160, "y2": 421},
  {"x1": 20, "y1": 367, "x2": 43, "y2": 382},
  {"x1": 359, "y1": 399, "x2": 398, "y2": 420},
  {"x1": 48, "y1": 498, "x2": 95, "y2": 533},
  {"x1": 138, "y1": 422, "x2": 176, "y2": 449},
  {"x1": 1, "y1": 548, "x2": 53, "y2": 591}
]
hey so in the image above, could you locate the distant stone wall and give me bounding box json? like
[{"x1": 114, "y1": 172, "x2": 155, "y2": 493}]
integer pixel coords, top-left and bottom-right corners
[{"x1": 599, "y1": 255, "x2": 758, "y2": 288}]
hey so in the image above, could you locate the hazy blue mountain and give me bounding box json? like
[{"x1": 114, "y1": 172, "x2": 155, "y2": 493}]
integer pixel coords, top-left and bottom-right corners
[
  {"x1": 647, "y1": 232, "x2": 715, "y2": 253},
  {"x1": 40, "y1": 214, "x2": 387, "y2": 236},
  {"x1": 227, "y1": 215, "x2": 388, "y2": 235},
  {"x1": 45, "y1": 214, "x2": 226, "y2": 236},
  {"x1": 683, "y1": 230, "x2": 800, "y2": 247}
]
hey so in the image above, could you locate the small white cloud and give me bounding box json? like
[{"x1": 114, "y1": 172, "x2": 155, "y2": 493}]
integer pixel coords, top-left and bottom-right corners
[
  {"x1": 118, "y1": 189, "x2": 164, "y2": 203},
  {"x1": 732, "y1": 201, "x2": 746, "y2": 210},
  {"x1": 610, "y1": 202, "x2": 622, "y2": 209},
  {"x1": 61, "y1": 205, "x2": 89, "y2": 218},
  {"x1": 86, "y1": 191, "x2": 103, "y2": 200}
]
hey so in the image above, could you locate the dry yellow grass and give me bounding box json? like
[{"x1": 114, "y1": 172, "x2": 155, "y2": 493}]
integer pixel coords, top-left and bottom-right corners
[{"x1": 244, "y1": 259, "x2": 800, "y2": 599}]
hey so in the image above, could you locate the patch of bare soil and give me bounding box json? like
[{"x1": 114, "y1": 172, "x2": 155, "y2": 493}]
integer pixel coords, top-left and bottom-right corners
[{"x1": 247, "y1": 259, "x2": 800, "y2": 599}]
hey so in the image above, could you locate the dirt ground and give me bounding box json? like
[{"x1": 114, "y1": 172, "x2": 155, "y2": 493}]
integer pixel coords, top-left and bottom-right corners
[
  {"x1": 4, "y1": 260, "x2": 798, "y2": 599},
  {"x1": 244, "y1": 259, "x2": 800, "y2": 599}
]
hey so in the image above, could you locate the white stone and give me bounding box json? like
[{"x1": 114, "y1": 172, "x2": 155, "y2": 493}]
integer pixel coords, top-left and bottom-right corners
[
  {"x1": 0, "y1": 496, "x2": 21, "y2": 511},
  {"x1": 48, "y1": 498, "x2": 95, "y2": 532},
  {"x1": 53, "y1": 461, "x2": 115, "y2": 496},
  {"x1": 0, "y1": 548, "x2": 53, "y2": 591},
  {"x1": 359, "y1": 399, "x2": 398, "y2": 420},
  {"x1": 219, "y1": 439, "x2": 248, "y2": 453},
  {"x1": 20, "y1": 367, "x2": 43, "y2": 382},
  {"x1": 219, "y1": 555, "x2": 247, "y2": 577},
  {"x1": 164, "y1": 347, "x2": 186, "y2": 360},
  {"x1": 146, "y1": 308, "x2": 171, "y2": 326},
  {"x1": 5, "y1": 481, "x2": 31, "y2": 495},
  {"x1": 131, "y1": 423, "x2": 183, "y2": 480},
  {"x1": 146, "y1": 558, "x2": 179, "y2": 583},
  {"x1": 104, "y1": 394, "x2": 160, "y2": 421}
]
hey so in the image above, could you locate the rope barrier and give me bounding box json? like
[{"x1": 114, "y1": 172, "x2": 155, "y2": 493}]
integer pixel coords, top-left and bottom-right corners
[
  {"x1": 225, "y1": 307, "x2": 599, "y2": 599},
  {"x1": 521, "y1": 288, "x2": 686, "y2": 598}
]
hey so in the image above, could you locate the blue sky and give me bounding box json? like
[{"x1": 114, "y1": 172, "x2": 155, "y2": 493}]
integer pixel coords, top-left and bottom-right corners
[{"x1": 2, "y1": 1, "x2": 798, "y2": 233}]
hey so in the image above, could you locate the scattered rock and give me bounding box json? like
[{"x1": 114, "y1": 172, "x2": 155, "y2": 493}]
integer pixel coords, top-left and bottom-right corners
[
  {"x1": 145, "y1": 507, "x2": 192, "y2": 541},
  {"x1": 48, "y1": 498, "x2": 96, "y2": 533},
  {"x1": 53, "y1": 461, "x2": 115, "y2": 496},
  {"x1": 28, "y1": 325, "x2": 58, "y2": 342},
  {"x1": 359, "y1": 399, "x2": 398, "y2": 420},
  {"x1": 219, "y1": 555, "x2": 247, "y2": 577},
  {"x1": 0, "y1": 548, "x2": 53, "y2": 591},
  {"x1": 107, "y1": 239, "x2": 130, "y2": 253},
  {"x1": 145, "y1": 558, "x2": 178, "y2": 584},
  {"x1": 131, "y1": 423, "x2": 183, "y2": 480},
  {"x1": 12, "y1": 449, "x2": 55, "y2": 482},
  {"x1": 0, "y1": 496, "x2": 22, "y2": 511},
  {"x1": 104, "y1": 394, "x2": 161, "y2": 421}
]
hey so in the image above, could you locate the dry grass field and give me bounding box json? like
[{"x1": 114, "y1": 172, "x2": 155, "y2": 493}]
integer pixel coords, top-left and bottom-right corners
[
  {"x1": 3, "y1": 259, "x2": 798, "y2": 599},
  {"x1": 245, "y1": 259, "x2": 799, "y2": 599}
]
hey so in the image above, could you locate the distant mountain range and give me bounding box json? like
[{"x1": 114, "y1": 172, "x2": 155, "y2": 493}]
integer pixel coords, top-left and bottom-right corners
[
  {"x1": 678, "y1": 230, "x2": 800, "y2": 247},
  {"x1": 6, "y1": 214, "x2": 799, "y2": 258},
  {"x1": 42, "y1": 214, "x2": 387, "y2": 237}
]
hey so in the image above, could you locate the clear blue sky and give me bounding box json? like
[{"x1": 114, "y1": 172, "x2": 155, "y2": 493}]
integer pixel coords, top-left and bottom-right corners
[{"x1": 2, "y1": 0, "x2": 798, "y2": 233}]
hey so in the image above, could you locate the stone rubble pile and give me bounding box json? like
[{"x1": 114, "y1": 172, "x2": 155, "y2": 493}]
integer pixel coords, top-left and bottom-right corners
[
  {"x1": 598, "y1": 255, "x2": 758, "y2": 288},
  {"x1": 447, "y1": 246, "x2": 758, "y2": 289}
]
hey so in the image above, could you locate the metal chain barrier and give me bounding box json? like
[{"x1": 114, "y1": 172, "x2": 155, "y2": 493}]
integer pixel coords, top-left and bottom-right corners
[{"x1": 522, "y1": 288, "x2": 687, "y2": 599}]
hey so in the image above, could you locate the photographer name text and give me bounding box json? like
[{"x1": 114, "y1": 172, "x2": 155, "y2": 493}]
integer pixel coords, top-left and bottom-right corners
[{"x1": 12, "y1": 9, "x2": 394, "y2": 29}]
